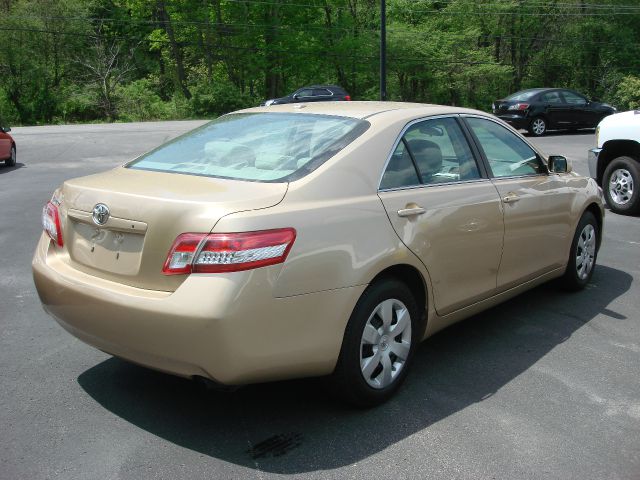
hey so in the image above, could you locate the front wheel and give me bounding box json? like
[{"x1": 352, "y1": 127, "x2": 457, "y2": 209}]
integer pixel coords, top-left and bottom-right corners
[
  {"x1": 332, "y1": 278, "x2": 420, "y2": 407},
  {"x1": 528, "y1": 117, "x2": 547, "y2": 136},
  {"x1": 603, "y1": 156, "x2": 640, "y2": 215},
  {"x1": 560, "y1": 211, "x2": 599, "y2": 291},
  {"x1": 5, "y1": 145, "x2": 16, "y2": 167}
]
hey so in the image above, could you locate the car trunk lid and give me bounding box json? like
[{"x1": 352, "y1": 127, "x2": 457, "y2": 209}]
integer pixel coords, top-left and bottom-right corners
[
  {"x1": 492, "y1": 99, "x2": 514, "y2": 115},
  {"x1": 55, "y1": 167, "x2": 288, "y2": 291}
]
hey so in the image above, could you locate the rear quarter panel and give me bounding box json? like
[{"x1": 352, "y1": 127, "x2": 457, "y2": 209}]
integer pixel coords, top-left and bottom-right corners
[{"x1": 212, "y1": 115, "x2": 433, "y2": 298}]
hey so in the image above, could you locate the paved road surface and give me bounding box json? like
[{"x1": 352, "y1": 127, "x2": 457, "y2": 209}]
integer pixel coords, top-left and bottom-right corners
[{"x1": 1, "y1": 122, "x2": 638, "y2": 480}]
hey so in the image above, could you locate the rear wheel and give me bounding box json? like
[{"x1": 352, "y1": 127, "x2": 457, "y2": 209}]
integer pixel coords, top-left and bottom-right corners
[
  {"x1": 560, "y1": 211, "x2": 599, "y2": 290},
  {"x1": 332, "y1": 278, "x2": 419, "y2": 407},
  {"x1": 603, "y1": 156, "x2": 640, "y2": 215},
  {"x1": 528, "y1": 117, "x2": 547, "y2": 136},
  {"x1": 5, "y1": 145, "x2": 16, "y2": 167}
]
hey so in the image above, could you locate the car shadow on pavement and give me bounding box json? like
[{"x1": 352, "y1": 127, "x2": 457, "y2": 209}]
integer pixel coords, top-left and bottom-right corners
[
  {"x1": 0, "y1": 163, "x2": 25, "y2": 174},
  {"x1": 78, "y1": 265, "x2": 631, "y2": 474}
]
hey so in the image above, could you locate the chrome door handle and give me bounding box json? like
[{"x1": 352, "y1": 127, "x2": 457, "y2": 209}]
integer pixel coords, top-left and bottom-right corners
[
  {"x1": 397, "y1": 207, "x2": 426, "y2": 217},
  {"x1": 502, "y1": 193, "x2": 520, "y2": 204}
]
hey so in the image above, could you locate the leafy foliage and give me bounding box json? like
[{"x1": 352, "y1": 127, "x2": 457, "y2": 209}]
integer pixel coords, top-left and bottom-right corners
[
  {"x1": 0, "y1": 0, "x2": 639, "y2": 125},
  {"x1": 613, "y1": 75, "x2": 640, "y2": 110}
]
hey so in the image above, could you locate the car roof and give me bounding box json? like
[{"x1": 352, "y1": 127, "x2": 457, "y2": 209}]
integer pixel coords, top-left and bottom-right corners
[
  {"x1": 235, "y1": 101, "x2": 487, "y2": 121},
  {"x1": 510, "y1": 88, "x2": 548, "y2": 95},
  {"x1": 516, "y1": 87, "x2": 581, "y2": 94},
  {"x1": 296, "y1": 85, "x2": 344, "y2": 90}
]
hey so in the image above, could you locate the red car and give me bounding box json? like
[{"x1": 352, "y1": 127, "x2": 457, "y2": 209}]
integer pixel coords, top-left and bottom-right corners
[{"x1": 0, "y1": 126, "x2": 16, "y2": 167}]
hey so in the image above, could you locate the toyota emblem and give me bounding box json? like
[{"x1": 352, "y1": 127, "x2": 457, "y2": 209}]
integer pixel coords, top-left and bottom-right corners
[{"x1": 92, "y1": 203, "x2": 110, "y2": 226}]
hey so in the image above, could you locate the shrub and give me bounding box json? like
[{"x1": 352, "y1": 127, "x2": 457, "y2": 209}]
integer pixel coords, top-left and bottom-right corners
[
  {"x1": 189, "y1": 81, "x2": 255, "y2": 118},
  {"x1": 613, "y1": 75, "x2": 640, "y2": 111},
  {"x1": 116, "y1": 79, "x2": 174, "y2": 122}
]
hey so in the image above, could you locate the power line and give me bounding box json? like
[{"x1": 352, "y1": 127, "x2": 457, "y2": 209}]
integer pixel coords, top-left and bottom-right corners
[
  {"x1": 394, "y1": 0, "x2": 640, "y2": 11},
  {"x1": 1, "y1": 25, "x2": 637, "y2": 71},
  {"x1": 217, "y1": 0, "x2": 640, "y2": 12},
  {"x1": 0, "y1": 24, "x2": 640, "y2": 52},
  {"x1": 4, "y1": 15, "x2": 639, "y2": 48},
  {"x1": 5, "y1": 1, "x2": 640, "y2": 27},
  {"x1": 3, "y1": 15, "x2": 383, "y2": 34},
  {"x1": 0, "y1": 26, "x2": 378, "y2": 64}
]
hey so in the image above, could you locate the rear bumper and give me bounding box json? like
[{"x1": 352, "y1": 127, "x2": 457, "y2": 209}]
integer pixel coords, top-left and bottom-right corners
[
  {"x1": 495, "y1": 114, "x2": 529, "y2": 130},
  {"x1": 32, "y1": 234, "x2": 364, "y2": 385},
  {"x1": 588, "y1": 148, "x2": 601, "y2": 181}
]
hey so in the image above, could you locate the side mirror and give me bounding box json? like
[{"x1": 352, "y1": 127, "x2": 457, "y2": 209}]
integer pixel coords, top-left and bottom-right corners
[
  {"x1": 292, "y1": 94, "x2": 299, "y2": 100},
  {"x1": 548, "y1": 155, "x2": 571, "y2": 173}
]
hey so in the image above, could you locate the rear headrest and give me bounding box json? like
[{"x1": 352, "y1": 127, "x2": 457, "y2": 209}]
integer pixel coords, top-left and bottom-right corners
[
  {"x1": 407, "y1": 139, "x2": 442, "y2": 160},
  {"x1": 407, "y1": 139, "x2": 442, "y2": 175}
]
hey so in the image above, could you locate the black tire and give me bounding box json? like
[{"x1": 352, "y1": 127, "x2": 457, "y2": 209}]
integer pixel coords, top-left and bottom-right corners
[
  {"x1": 5, "y1": 145, "x2": 16, "y2": 167},
  {"x1": 602, "y1": 156, "x2": 640, "y2": 215},
  {"x1": 528, "y1": 116, "x2": 547, "y2": 136},
  {"x1": 332, "y1": 278, "x2": 420, "y2": 407},
  {"x1": 560, "y1": 211, "x2": 599, "y2": 291}
]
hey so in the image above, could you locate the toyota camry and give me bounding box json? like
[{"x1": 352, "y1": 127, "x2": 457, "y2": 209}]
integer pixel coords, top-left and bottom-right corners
[{"x1": 33, "y1": 102, "x2": 604, "y2": 406}]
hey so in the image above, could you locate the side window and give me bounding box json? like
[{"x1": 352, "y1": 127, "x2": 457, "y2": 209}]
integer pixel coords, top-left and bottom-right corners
[
  {"x1": 296, "y1": 89, "x2": 313, "y2": 98},
  {"x1": 561, "y1": 91, "x2": 587, "y2": 105},
  {"x1": 380, "y1": 141, "x2": 420, "y2": 190},
  {"x1": 466, "y1": 117, "x2": 544, "y2": 177},
  {"x1": 540, "y1": 91, "x2": 562, "y2": 104},
  {"x1": 404, "y1": 117, "x2": 481, "y2": 185},
  {"x1": 312, "y1": 88, "x2": 332, "y2": 96}
]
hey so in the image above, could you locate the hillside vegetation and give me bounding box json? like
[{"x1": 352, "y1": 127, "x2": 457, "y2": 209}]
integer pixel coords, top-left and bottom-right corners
[{"x1": 1, "y1": 0, "x2": 639, "y2": 125}]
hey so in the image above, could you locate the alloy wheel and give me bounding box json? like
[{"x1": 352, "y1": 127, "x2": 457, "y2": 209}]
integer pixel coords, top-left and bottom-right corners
[
  {"x1": 608, "y1": 168, "x2": 634, "y2": 206},
  {"x1": 359, "y1": 298, "x2": 412, "y2": 389},
  {"x1": 532, "y1": 118, "x2": 546, "y2": 135},
  {"x1": 576, "y1": 224, "x2": 596, "y2": 280}
]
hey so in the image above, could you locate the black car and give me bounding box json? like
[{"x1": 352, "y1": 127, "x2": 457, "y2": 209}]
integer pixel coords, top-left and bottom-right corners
[
  {"x1": 492, "y1": 88, "x2": 616, "y2": 136},
  {"x1": 262, "y1": 85, "x2": 351, "y2": 106}
]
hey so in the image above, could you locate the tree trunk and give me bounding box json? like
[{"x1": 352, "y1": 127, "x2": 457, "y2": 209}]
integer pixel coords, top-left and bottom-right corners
[
  {"x1": 202, "y1": 0, "x2": 214, "y2": 81},
  {"x1": 323, "y1": 2, "x2": 347, "y2": 87},
  {"x1": 156, "y1": 0, "x2": 191, "y2": 99},
  {"x1": 264, "y1": 2, "x2": 281, "y2": 99}
]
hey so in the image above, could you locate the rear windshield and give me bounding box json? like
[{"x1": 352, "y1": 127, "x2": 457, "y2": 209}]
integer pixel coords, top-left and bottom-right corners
[
  {"x1": 127, "y1": 113, "x2": 369, "y2": 182},
  {"x1": 506, "y1": 90, "x2": 540, "y2": 101}
]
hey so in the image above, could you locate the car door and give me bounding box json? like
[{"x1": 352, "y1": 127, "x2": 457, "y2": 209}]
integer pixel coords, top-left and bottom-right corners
[
  {"x1": 560, "y1": 90, "x2": 590, "y2": 127},
  {"x1": 0, "y1": 129, "x2": 11, "y2": 159},
  {"x1": 293, "y1": 88, "x2": 314, "y2": 102},
  {"x1": 311, "y1": 88, "x2": 334, "y2": 102},
  {"x1": 538, "y1": 91, "x2": 566, "y2": 128},
  {"x1": 377, "y1": 116, "x2": 504, "y2": 316},
  {"x1": 464, "y1": 116, "x2": 573, "y2": 291}
]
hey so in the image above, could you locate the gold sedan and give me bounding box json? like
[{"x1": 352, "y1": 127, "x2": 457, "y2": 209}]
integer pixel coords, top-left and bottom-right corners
[{"x1": 33, "y1": 102, "x2": 603, "y2": 406}]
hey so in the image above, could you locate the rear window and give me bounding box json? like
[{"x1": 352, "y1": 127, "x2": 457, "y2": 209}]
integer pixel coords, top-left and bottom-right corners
[
  {"x1": 506, "y1": 90, "x2": 540, "y2": 101},
  {"x1": 127, "y1": 113, "x2": 369, "y2": 182}
]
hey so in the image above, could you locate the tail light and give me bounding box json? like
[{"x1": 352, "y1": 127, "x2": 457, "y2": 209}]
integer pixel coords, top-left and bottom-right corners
[
  {"x1": 42, "y1": 201, "x2": 63, "y2": 247},
  {"x1": 344, "y1": 95, "x2": 351, "y2": 101},
  {"x1": 508, "y1": 103, "x2": 529, "y2": 111},
  {"x1": 162, "y1": 228, "x2": 296, "y2": 275}
]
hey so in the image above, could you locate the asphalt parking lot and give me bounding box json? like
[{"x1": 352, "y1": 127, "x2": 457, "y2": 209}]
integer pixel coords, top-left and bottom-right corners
[{"x1": 1, "y1": 122, "x2": 639, "y2": 479}]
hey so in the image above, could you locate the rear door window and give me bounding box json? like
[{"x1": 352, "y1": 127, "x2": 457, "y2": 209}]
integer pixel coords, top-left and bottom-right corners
[
  {"x1": 296, "y1": 89, "x2": 313, "y2": 98},
  {"x1": 404, "y1": 117, "x2": 481, "y2": 185},
  {"x1": 312, "y1": 88, "x2": 333, "y2": 97},
  {"x1": 540, "y1": 91, "x2": 563, "y2": 104},
  {"x1": 380, "y1": 116, "x2": 482, "y2": 190},
  {"x1": 561, "y1": 91, "x2": 587, "y2": 105}
]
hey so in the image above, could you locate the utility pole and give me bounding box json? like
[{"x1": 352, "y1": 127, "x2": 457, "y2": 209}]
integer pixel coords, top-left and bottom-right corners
[{"x1": 380, "y1": 0, "x2": 386, "y2": 101}]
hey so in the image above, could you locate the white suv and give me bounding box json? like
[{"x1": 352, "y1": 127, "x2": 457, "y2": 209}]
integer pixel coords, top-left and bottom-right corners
[{"x1": 588, "y1": 110, "x2": 640, "y2": 215}]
